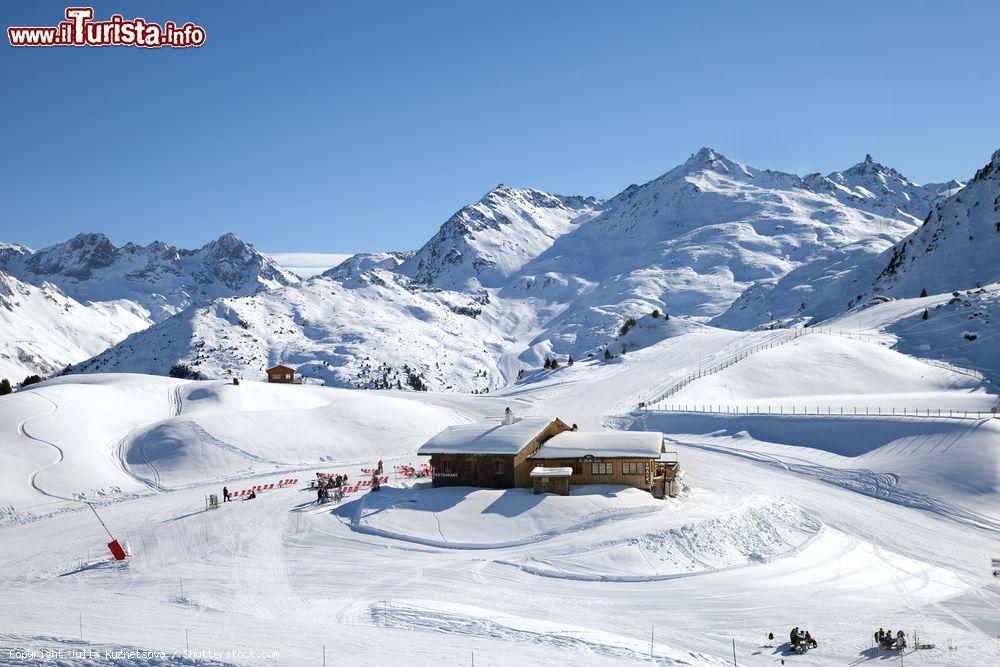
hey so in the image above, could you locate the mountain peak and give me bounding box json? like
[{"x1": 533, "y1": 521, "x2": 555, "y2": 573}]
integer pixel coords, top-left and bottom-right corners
[
  {"x1": 971, "y1": 148, "x2": 1000, "y2": 183},
  {"x1": 686, "y1": 146, "x2": 726, "y2": 167}
]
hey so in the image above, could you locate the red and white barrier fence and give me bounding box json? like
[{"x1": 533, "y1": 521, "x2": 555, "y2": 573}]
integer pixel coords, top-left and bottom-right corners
[{"x1": 228, "y1": 478, "x2": 298, "y2": 498}]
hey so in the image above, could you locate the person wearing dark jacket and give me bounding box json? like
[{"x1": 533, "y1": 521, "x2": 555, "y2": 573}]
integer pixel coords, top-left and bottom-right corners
[{"x1": 223, "y1": 486, "x2": 230, "y2": 502}]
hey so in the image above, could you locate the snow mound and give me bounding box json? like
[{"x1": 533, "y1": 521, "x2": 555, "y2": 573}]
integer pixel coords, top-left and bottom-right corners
[{"x1": 508, "y1": 496, "x2": 820, "y2": 581}]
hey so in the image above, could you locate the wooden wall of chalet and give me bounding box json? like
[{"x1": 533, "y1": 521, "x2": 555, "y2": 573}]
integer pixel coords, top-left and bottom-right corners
[
  {"x1": 429, "y1": 418, "x2": 570, "y2": 489},
  {"x1": 523, "y1": 457, "x2": 654, "y2": 490},
  {"x1": 428, "y1": 453, "x2": 516, "y2": 488}
]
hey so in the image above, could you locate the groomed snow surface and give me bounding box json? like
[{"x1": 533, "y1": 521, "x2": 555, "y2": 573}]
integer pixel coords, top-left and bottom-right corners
[{"x1": 1, "y1": 320, "x2": 999, "y2": 665}]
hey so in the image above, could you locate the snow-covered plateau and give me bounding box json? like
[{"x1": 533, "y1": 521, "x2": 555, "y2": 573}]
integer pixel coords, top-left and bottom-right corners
[{"x1": 2, "y1": 146, "x2": 999, "y2": 666}]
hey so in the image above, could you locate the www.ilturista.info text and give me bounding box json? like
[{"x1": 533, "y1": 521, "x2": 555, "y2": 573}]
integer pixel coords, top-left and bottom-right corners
[{"x1": 8, "y1": 7, "x2": 206, "y2": 48}]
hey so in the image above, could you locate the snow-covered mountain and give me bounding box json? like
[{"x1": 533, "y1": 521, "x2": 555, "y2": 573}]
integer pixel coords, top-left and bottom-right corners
[
  {"x1": 505, "y1": 147, "x2": 920, "y2": 350},
  {"x1": 398, "y1": 185, "x2": 601, "y2": 290},
  {"x1": 1, "y1": 232, "x2": 298, "y2": 322},
  {"x1": 70, "y1": 267, "x2": 533, "y2": 392},
  {"x1": 0, "y1": 233, "x2": 299, "y2": 380},
  {"x1": 62, "y1": 147, "x2": 975, "y2": 391},
  {"x1": 871, "y1": 149, "x2": 1000, "y2": 296},
  {"x1": 716, "y1": 149, "x2": 996, "y2": 329},
  {"x1": 0, "y1": 269, "x2": 148, "y2": 381},
  {"x1": 802, "y1": 154, "x2": 962, "y2": 222}
]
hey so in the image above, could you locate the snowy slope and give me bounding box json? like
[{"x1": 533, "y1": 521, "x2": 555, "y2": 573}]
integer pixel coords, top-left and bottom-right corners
[
  {"x1": 2, "y1": 327, "x2": 999, "y2": 664},
  {"x1": 67, "y1": 268, "x2": 544, "y2": 392},
  {"x1": 825, "y1": 283, "x2": 1000, "y2": 382},
  {"x1": 0, "y1": 270, "x2": 148, "y2": 382},
  {"x1": 0, "y1": 374, "x2": 480, "y2": 515},
  {"x1": 664, "y1": 330, "x2": 997, "y2": 412}
]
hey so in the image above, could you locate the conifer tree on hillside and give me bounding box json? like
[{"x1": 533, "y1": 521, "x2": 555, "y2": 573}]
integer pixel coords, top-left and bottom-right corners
[
  {"x1": 567, "y1": 355, "x2": 574, "y2": 366},
  {"x1": 21, "y1": 374, "x2": 41, "y2": 387},
  {"x1": 651, "y1": 309, "x2": 660, "y2": 319},
  {"x1": 603, "y1": 348, "x2": 613, "y2": 360},
  {"x1": 0, "y1": 378, "x2": 11, "y2": 396},
  {"x1": 920, "y1": 288, "x2": 928, "y2": 298},
  {"x1": 922, "y1": 308, "x2": 929, "y2": 320}
]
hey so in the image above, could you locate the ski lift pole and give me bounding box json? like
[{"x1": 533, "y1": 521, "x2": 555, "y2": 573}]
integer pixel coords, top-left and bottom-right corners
[
  {"x1": 86, "y1": 502, "x2": 115, "y2": 542},
  {"x1": 86, "y1": 502, "x2": 127, "y2": 560}
]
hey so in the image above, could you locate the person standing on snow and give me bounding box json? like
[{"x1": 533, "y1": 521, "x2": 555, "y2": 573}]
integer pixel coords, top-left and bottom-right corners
[
  {"x1": 377, "y1": 459, "x2": 383, "y2": 474},
  {"x1": 223, "y1": 486, "x2": 230, "y2": 502}
]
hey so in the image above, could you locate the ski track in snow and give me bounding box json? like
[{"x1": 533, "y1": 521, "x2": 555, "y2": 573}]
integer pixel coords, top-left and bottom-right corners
[
  {"x1": 20, "y1": 390, "x2": 74, "y2": 502},
  {"x1": 364, "y1": 601, "x2": 726, "y2": 666}
]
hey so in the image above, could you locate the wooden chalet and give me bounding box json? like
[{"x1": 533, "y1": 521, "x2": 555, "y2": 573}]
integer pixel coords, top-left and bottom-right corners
[
  {"x1": 418, "y1": 411, "x2": 681, "y2": 497},
  {"x1": 416, "y1": 414, "x2": 570, "y2": 489},
  {"x1": 527, "y1": 430, "x2": 681, "y2": 498},
  {"x1": 266, "y1": 364, "x2": 296, "y2": 384}
]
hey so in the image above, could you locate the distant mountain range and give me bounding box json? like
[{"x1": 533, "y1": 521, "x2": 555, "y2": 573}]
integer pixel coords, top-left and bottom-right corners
[
  {"x1": 5, "y1": 146, "x2": 998, "y2": 392},
  {"x1": 0, "y1": 233, "x2": 297, "y2": 379}
]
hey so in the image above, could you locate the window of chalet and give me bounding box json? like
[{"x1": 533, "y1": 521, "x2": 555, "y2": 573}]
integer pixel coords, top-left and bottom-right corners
[
  {"x1": 465, "y1": 459, "x2": 478, "y2": 476},
  {"x1": 622, "y1": 461, "x2": 642, "y2": 475},
  {"x1": 491, "y1": 460, "x2": 505, "y2": 475},
  {"x1": 591, "y1": 461, "x2": 612, "y2": 475},
  {"x1": 437, "y1": 458, "x2": 453, "y2": 474}
]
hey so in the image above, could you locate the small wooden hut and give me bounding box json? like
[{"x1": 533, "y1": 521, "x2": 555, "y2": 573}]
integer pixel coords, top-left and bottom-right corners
[{"x1": 266, "y1": 364, "x2": 296, "y2": 384}]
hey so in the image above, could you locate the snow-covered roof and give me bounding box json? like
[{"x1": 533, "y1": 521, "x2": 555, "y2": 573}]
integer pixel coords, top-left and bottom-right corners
[
  {"x1": 417, "y1": 417, "x2": 559, "y2": 456},
  {"x1": 531, "y1": 431, "x2": 663, "y2": 459},
  {"x1": 530, "y1": 466, "x2": 572, "y2": 478}
]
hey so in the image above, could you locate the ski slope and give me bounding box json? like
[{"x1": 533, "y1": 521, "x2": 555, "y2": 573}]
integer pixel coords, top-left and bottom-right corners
[{"x1": 1, "y1": 324, "x2": 999, "y2": 665}]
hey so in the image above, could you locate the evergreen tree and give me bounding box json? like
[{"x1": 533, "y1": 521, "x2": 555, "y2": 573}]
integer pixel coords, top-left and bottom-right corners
[
  {"x1": 21, "y1": 374, "x2": 42, "y2": 387},
  {"x1": 567, "y1": 355, "x2": 574, "y2": 366},
  {"x1": 550, "y1": 358, "x2": 559, "y2": 369},
  {"x1": 0, "y1": 378, "x2": 11, "y2": 395},
  {"x1": 919, "y1": 288, "x2": 928, "y2": 298},
  {"x1": 651, "y1": 309, "x2": 660, "y2": 319},
  {"x1": 603, "y1": 348, "x2": 613, "y2": 360},
  {"x1": 922, "y1": 308, "x2": 929, "y2": 320},
  {"x1": 663, "y1": 311, "x2": 670, "y2": 320}
]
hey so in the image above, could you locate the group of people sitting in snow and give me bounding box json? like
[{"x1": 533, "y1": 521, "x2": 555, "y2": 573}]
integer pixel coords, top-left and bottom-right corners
[
  {"x1": 788, "y1": 627, "x2": 818, "y2": 650},
  {"x1": 875, "y1": 628, "x2": 907, "y2": 650},
  {"x1": 317, "y1": 475, "x2": 347, "y2": 504}
]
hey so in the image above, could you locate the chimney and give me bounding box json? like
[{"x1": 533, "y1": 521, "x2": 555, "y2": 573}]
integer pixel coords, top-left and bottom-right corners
[{"x1": 504, "y1": 407, "x2": 513, "y2": 425}]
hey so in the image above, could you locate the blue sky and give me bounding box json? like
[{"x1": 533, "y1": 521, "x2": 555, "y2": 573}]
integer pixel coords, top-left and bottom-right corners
[{"x1": 2, "y1": 1, "x2": 997, "y2": 256}]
